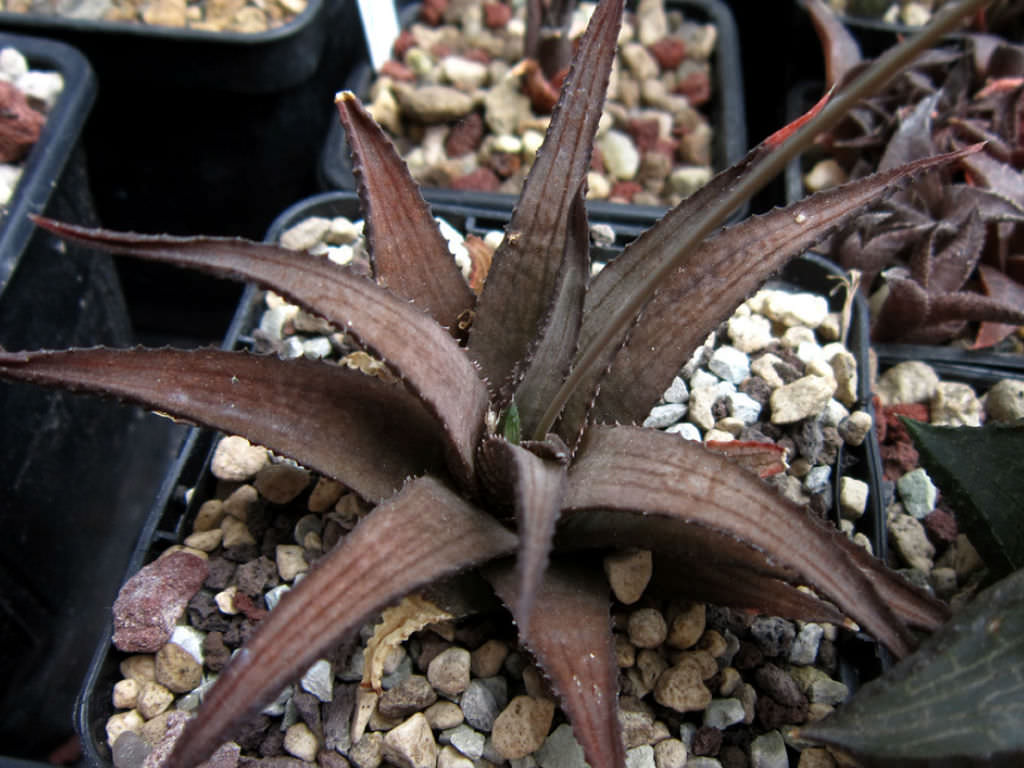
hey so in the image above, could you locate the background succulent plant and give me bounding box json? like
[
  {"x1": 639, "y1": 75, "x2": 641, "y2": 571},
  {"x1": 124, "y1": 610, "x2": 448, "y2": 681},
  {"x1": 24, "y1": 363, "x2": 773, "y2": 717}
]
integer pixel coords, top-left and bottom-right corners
[{"x1": 0, "y1": 1, "x2": 992, "y2": 767}]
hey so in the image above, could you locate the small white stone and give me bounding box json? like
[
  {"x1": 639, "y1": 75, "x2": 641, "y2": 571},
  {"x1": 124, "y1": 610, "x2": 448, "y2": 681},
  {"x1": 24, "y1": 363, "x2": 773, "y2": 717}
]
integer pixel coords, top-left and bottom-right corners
[
  {"x1": 750, "y1": 353, "x2": 785, "y2": 388},
  {"x1": 302, "y1": 659, "x2": 334, "y2": 702},
  {"x1": 803, "y1": 465, "x2": 831, "y2": 494},
  {"x1": 760, "y1": 290, "x2": 829, "y2": 328},
  {"x1": 704, "y1": 429, "x2": 735, "y2": 443},
  {"x1": 708, "y1": 345, "x2": 750, "y2": 385},
  {"x1": 284, "y1": 722, "x2": 320, "y2": 762},
  {"x1": 644, "y1": 403, "x2": 688, "y2": 428},
  {"x1": 0, "y1": 47, "x2": 28, "y2": 79},
  {"x1": 689, "y1": 369, "x2": 719, "y2": 391},
  {"x1": 281, "y1": 216, "x2": 332, "y2": 251},
  {"x1": 727, "y1": 313, "x2": 774, "y2": 353},
  {"x1": 663, "y1": 376, "x2": 689, "y2": 404},
  {"x1": 441, "y1": 55, "x2": 489, "y2": 90},
  {"x1": 749, "y1": 730, "x2": 788, "y2": 768},
  {"x1": 788, "y1": 623, "x2": 824, "y2": 665},
  {"x1": 599, "y1": 130, "x2": 640, "y2": 180},
  {"x1": 169, "y1": 625, "x2": 204, "y2": 664},
  {"x1": 668, "y1": 165, "x2": 712, "y2": 198},
  {"x1": 211, "y1": 435, "x2": 269, "y2": 481},
  {"x1": 819, "y1": 398, "x2": 850, "y2": 428},
  {"x1": 702, "y1": 699, "x2": 745, "y2": 729},
  {"x1": 770, "y1": 376, "x2": 835, "y2": 424},
  {"x1": 15, "y1": 71, "x2": 64, "y2": 110},
  {"x1": 265, "y1": 583, "x2": 290, "y2": 611},
  {"x1": 666, "y1": 422, "x2": 701, "y2": 441},
  {"x1": 276, "y1": 544, "x2": 309, "y2": 582},
  {"x1": 728, "y1": 392, "x2": 762, "y2": 425},
  {"x1": 626, "y1": 744, "x2": 656, "y2": 768},
  {"x1": 384, "y1": 713, "x2": 438, "y2": 768}
]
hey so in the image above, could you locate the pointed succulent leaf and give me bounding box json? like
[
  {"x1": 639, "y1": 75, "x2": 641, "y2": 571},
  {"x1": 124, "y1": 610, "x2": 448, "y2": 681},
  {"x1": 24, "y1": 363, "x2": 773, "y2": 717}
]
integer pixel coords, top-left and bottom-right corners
[
  {"x1": 974, "y1": 264, "x2": 1024, "y2": 348},
  {"x1": 487, "y1": 559, "x2": 624, "y2": 768},
  {"x1": 575, "y1": 146, "x2": 982, "y2": 431},
  {"x1": 477, "y1": 434, "x2": 568, "y2": 634},
  {"x1": 927, "y1": 288, "x2": 1024, "y2": 327},
  {"x1": 468, "y1": 0, "x2": 623, "y2": 390},
  {"x1": 912, "y1": 209, "x2": 984, "y2": 292},
  {"x1": 511, "y1": 184, "x2": 589, "y2": 436},
  {"x1": 335, "y1": 92, "x2": 475, "y2": 332},
  {"x1": 794, "y1": 568, "x2": 1024, "y2": 766},
  {"x1": 565, "y1": 425, "x2": 924, "y2": 657},
  {"x1": 800, "y1": 0, "x2": 862, "y2": 89},
  {"x1": 903, "y1": 418, "x2": 1024, "y2": 579},
  {"x1": 649, "y1": 556, "x2": 851, "y2": 626},
  {"x1": 962, "y1": 148, "x2": 1024, "y2": 208},
  {"x1": 0, "y1": 347, "x2": 446, "y2": 501},
  {"x1": 168, "y1": 475, "x2": 518, "y2": 768},
  {"x1": 30, "y1": 219, "x2": 488, "y2": 487}
]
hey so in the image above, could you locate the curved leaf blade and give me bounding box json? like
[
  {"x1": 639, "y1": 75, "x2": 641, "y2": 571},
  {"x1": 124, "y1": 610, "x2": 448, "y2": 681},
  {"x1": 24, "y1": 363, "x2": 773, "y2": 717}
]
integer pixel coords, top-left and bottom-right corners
[
  {"x1": 0, "y1": 347, "x2": 446, "y2": 501},
  {"x1": 168, "y1": 476, "x2": 517, "y2": 768},
  {"x1": 487, "y1": 559, "x2": 624, "y2": 768},
  {"x1": 468, "y1": 0, "x2": 623, "y2": 389},
  {"x1": 795, "y1": 568, "x2": 1024, "y2": 766},
  {"x1": 565, "y1": 425, "x2": 922, "y2": 657},
  {"x1": 478, "y1": 435, "x2": 568, "y2": 634},
  {"x1": 335, "y1": 92, "x2": 475, "y2": 332},
  {"x1": 29, "y1": 220, "x2": 488, "y2": 487}
]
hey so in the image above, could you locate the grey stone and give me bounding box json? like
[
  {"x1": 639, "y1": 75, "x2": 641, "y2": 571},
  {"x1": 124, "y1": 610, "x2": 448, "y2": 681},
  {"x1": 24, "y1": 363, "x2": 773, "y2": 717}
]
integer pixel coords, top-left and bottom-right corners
[
  {"x1": 626, "y1": 745, "x2": 656, "y2": 768},
  {"x1": 666, "y1": 422, "x2": 702, "y2": 441},
  {"x1": 897, "y1": 468, "x2": 938, "y2": 519},
  {"x1": 535, "y1": 724, "x2": 586, "y2": 768},
  {"x1": 444, "y1": 724, "x2": 485, "y2": 760},
  {"x1": 788, "y1": 623, "x2": 823, "y2": 666},
  {"x1": 888, "y1": 513, "x2": 935, "y2": 571},
  {"x1": 749, "y1": 730, "x2": 789, "y2": 768},
  {"x1": 300, "y1": 658, "x2": 333, "y2": 702},
  {"x1": 643, "y1": 403, "x2": 688, "y2": 428},
  {"x1": 803, "y1": 465, "x2": 831, "y2": 494},
  {"x1": 708, "y1": 345, "x2": 750, "y2": 385},
  {"x1": 460, "y1": 680, "x2": 500, "y2": 731},
  {"x1": 702, "y1": 698, "x2": 745, "y2": 729},
  {"x1": 728, "y1": 391, "x2": 762, "y2": 425},
  {"x1": 750, "y1": 617, "x2": 795, "y2": 658},
  {"x1": 663, "y1": 376, "x2": 689, "y2": 404},
  {"x1": 113, "y1": 731, "x2": 151, "y2": 768}
]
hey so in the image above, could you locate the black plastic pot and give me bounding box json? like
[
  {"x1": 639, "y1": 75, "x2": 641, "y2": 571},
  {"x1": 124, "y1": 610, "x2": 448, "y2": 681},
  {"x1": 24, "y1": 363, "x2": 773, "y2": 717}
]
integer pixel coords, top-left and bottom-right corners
[
  {"x1": 319, "y1": 0, "x2": 747, "y2": 222},
  {"x1": 77, "y1": 189, "x2": 889, "y2": 764},
  {"x1": 0, "y1": 0, "x2": 366, "y2": 342},
  {"x1": 0, "y1": 33, "x2": 192, "y2": 761}
]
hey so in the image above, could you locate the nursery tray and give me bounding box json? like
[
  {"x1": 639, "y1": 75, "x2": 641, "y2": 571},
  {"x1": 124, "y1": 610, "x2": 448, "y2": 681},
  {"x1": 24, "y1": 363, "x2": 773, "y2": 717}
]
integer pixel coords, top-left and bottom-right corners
[
  {"x1": 0, "y1": 33, "x2": 191, "y2": 760},
  {"x1": 77, "y1": 191, "x2": 885, "y2": 765},
  {"x1": 319, "y1": 0, "x2": 747, "y2": 223}
]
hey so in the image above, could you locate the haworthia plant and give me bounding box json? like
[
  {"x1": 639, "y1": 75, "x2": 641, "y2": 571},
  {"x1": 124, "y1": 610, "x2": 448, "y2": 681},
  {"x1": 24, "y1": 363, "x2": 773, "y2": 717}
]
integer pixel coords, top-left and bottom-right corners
[{"x1": 0, "y1": 1, "x2": 991, "y2": 766}]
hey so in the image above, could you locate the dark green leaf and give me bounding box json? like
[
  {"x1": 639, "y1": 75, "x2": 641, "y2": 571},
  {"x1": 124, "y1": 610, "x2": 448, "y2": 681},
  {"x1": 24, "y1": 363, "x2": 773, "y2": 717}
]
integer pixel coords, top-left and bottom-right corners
[
  {"x1": 795, "y1": 568, "x2": 1024, "y2": 767},
  {"x1": 903, "y1": 418, "x2": 1024, "y2": 578}
]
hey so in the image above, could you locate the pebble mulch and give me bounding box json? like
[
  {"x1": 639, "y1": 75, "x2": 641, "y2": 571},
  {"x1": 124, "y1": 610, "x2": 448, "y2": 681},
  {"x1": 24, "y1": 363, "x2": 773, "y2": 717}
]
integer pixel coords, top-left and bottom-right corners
[
  {"x1": 824, "y1": 0, "x2": 947, "y2": 26},
  {"x1": 101, "y1": 216, "x2": 892, "y2": 768},
  {"x1": 0, "y1": 47, "x2": 64, "y2": 206},
  {"x1": 0, "y1": 0, "x2": 307, "y2": 33},
  {"x1": 356, "y1": 0, "x2": 718, "y2": 207},
  {"x1": 871, "y1": 361, "x2": 1024, "y2": 610}
]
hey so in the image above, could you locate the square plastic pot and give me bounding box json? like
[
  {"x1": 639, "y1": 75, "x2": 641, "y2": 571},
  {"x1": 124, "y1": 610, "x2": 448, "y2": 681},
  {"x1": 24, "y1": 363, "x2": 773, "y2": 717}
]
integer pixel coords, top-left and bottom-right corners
[
  {"x1": 0, "y1": 32, "x2": 194, "y2": 761},
  {"x1": 319, "y1": 0, "x2": 747, "y2": 223}
]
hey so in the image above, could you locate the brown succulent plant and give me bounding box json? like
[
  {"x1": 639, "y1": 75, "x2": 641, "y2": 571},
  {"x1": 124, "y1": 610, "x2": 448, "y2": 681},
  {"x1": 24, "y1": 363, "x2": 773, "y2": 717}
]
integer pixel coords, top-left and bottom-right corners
[
  {"x1": 0, "y1": 1, "x2": 992, "y2": 766},
  {"x1": 804, "y1": 0, "x2": 1024, "y2": 345}
]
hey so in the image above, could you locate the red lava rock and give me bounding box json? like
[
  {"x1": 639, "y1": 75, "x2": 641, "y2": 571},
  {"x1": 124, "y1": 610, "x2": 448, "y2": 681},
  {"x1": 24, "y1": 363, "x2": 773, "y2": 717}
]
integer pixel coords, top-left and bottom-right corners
[
  {"x1": 380, "y1": 59, "x2": 416, "y2": 82},
  {"x1": 234, "y1": 591, "x2": 269, "y2": 622},
  {"x1": 924, "y1": 507, "x2": 958, "y2": 545},
  {"x1": 483, "y1": 1, "x2": 511, "y2": 28},
  {"x1": 113, "y1": 550, "x2": 209, "y2": 652},
  {"x1": 881, "y1": 402, "x2": 929, "y2": 444},
  {"x1": 419, "y1": 0, "x2": 447, "y2": 25},
  {"x1": 691, "y1": 727, "x2": 722, "y2": 757},
  {"x1": 610, "y1": 180, "x2": 643, "y2": 202},
  {"x1": 674, "y1": 69, "x2": 711, "y2": 107},
  {"x1": 452, "y1": 167, "x2": 501, "y2": 191},
  {"x1": 628, "y1": 117, "x2": 662, "y2": 152},
  {"x1": 392, "y1": 30, "x2": 417, "y2": 60},
  {"x1": 648, "y1": 37, "x2": 687, "y2": 69},
  {"x1": 445, "y1": 111, "x2": 485, "y2": 157},
  {"x1": 881, "y1": 441, "x2": 920, "y2": 482},
  {"x1": 654, "y1": 136, "x2": 679, "y2": 161},
  {"x1": 0, "y1": 81, "x2": 44, "y2": 163}
]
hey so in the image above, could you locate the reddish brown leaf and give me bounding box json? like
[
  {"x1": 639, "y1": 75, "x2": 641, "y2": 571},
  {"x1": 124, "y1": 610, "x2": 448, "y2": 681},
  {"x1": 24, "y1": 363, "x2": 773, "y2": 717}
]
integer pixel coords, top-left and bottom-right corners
[
  {"x1": 0, "y1": 347, "x2": 445, "y2": 501},
  {"x1": 469, "y1": 0, "x2": 623, "y2": 391},
  {"x1": 565, "y1": 425, "x2": 922, "y2": 657},
  {"x1": 486, "y1": 559, "x2": 624, "y2": 768},
  {"x1": 705, "y1": 440, "x2": 788, "y2": 478},
  {"x1": 478, "y1": 436, "x2": 567, "y2": 634},
  {"x1": 29, "y1": 220, "x2": 488, "y2": 488},
  {"x1": 512, "y1": 184, "x2": 589, "y2": 435},
  {"x1": 168, "y1": 476, "x2": 517, "y2": 768},
  {"x1": 974, "y1": 263, "x2": 1024, "y2": 348},
  {"x1": 800, "y1": 0, "x2": 862, "y2": 89},
  {"x1": 335, "y1": 92, "x2": 475, "y2": 332}
]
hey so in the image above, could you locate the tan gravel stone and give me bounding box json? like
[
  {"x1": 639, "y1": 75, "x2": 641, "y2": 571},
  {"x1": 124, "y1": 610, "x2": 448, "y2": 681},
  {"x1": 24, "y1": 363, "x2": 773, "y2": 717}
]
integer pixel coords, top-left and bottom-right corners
[
  {"x1": 155, "y1": 642, "x2": 202, "y2": 693},
  {"x1": 120, "y1": 655, "x2": 156, "y2": 683},
  {"x1": 113, "y1": 678, "x2": 140, "y2": 709},
  {"x1": 491, "y1": 695, "x2": 556, "y2": 759},
  {"x1": 255, "y1": 462, "x2": 311, "y2": 504},
  {"x1": 469, "y1": 639, "x2": 508, "y2": 678},
  {"x1": 666, "y1": 601, "x2": 705, "y2": 649},
  {"x1": 220, "y1": 516, "x2": 256, "y2": 549},
  {"x1": 424, "y1": 700, "x2": 464, "y2": 730},
  {"x1": 211, "y1": 435, "x2": 269, "y2": 480},
  {"x1": 603, "y1": 549, "x2": 653, "y2": 604},
  {"x1": 106, "y1": 709, "x2": 144, "y2": 748},
  {"x1": 192, "y1": 499, "x2": 225, "y2": 532},
  {"x1": 284, "y1": 722, "x2": 320, "y2": 761},
  {"x1": 136, "y1": 681, "x2": 175, "y2": 719},
  {"x1": 427, "y1": 646, "x2": 471, "y2": 696},
  {"x1": 276, "y1": 544, "x2": 309, "y2": 581},
  {"x1": 383, "y1": 713, "x2": 437, "y2": 768},
  {"x1": 653, "y1": 660, "x2": 711, "y2": 713},
  {"x1": 627, "y1": 607, "x2": 667, "y2": 648}
]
